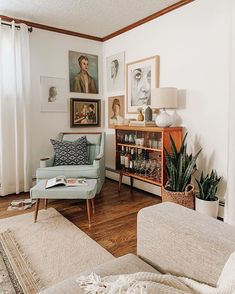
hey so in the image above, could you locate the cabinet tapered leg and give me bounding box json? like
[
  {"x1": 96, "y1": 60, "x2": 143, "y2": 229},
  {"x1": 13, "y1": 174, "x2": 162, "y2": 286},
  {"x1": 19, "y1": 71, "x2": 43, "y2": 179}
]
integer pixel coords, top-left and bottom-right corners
[
  {"x1": 91, "y1": 198, "x2": 95, "y2": 214},
  {"x1": 118, "y1": 172, "x2": 123, "y2": 192},
  {"x1": 44, "y1": 199, "x2": 48, "y2": 210}
]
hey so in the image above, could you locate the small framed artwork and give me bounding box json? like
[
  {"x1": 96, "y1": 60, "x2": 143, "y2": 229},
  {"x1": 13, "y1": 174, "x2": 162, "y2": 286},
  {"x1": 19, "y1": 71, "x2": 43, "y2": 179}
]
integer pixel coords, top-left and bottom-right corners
[
  {"x1": 108, "y1": 95, "x2": 125, "y2": 129},
  {"x1": 106, "y1": 52, "x2": 125, "y2": 92},
  {"x1": 40, "y1": 76, "x2": 67, "y2": 112},
  {"x1": 126, "y1": 55, "x2": 160, "y2": 114},
  {"x1": 70, "y1": 98, "x2": 100, "y2": 127},
  {"x1": 69, "y1": 51, "x2": 99, "y2": 94}
]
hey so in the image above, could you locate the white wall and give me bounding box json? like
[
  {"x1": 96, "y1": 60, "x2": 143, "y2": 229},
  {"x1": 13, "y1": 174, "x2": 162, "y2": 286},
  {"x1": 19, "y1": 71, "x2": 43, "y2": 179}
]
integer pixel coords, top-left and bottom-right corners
[
  {"x1": 30, "y1": 29, "x2": 103, "y2": 175},
  {"x1": 103, "y1": 0, "x2": 231, "y2": 199}
]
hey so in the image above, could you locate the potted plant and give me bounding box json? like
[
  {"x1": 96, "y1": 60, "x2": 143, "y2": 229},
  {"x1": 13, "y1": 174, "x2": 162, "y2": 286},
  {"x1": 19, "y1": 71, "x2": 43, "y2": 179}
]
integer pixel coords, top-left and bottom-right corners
[
  {"x1": 195, "y1": 170, "x2": 221, "y2": 218},
  {"x1": 162, "y1": 133, "x2": 201, "y2": 209}
]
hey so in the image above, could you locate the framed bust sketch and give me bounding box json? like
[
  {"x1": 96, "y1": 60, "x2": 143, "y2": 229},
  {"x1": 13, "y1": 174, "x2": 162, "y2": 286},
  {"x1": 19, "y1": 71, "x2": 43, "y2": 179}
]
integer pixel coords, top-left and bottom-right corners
[
  {"x1": 70, "y1": 98, "x2": 101, "y2": 127},
  {"x1": 69, "y1": 51, "x2": 99, "y2": 94},
  {"x1": 126, "y1": 55, "x2": 160, "y2": 114},
  {"x1": 106, "y1": 52, "x2": 125, "y2": 92},
  {"x1": 40, "y1": 76, "x2": 67, "y2": 112}
]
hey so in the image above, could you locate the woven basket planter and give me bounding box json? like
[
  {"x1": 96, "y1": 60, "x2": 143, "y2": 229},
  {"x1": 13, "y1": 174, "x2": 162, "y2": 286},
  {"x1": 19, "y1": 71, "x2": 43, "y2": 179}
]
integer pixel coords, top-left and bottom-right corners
[{"x1": 161, "y1": 184, "x2": 195, "y2": 209}]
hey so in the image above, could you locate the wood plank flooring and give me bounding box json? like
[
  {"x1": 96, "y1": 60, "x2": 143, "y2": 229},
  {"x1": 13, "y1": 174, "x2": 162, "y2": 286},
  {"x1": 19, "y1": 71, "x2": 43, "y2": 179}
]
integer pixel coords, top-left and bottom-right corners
[{"x1": 0, "y1": 179, "x2": 161, "y2": 257}]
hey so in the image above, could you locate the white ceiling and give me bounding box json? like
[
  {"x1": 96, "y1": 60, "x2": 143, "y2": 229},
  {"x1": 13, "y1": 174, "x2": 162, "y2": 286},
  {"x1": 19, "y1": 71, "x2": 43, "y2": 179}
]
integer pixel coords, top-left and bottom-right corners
[{"x1": 0, "y1": 0, "x2": 181, "y2": 38}]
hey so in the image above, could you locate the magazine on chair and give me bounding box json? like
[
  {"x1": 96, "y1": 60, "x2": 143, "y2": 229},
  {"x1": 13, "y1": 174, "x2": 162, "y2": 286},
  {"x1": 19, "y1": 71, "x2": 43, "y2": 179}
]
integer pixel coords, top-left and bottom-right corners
[{"x1": 46, "y1": 176, "x2": 88, "y2": 189}]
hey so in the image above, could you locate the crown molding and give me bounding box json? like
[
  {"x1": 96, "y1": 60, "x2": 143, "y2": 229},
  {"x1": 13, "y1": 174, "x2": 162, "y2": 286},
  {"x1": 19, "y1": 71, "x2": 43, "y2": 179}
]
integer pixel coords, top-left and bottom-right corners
[{"x1": 0, "y1": 0, "x2": 195, "y2": 43}]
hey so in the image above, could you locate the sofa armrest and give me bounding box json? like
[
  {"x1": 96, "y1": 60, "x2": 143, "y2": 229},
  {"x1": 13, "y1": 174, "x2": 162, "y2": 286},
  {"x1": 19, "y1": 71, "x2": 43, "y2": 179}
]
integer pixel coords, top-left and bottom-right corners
[
  {"x1": 40, "y1": 155, "x2": 54, "y2": 168},
  {"x1": 137, "y1": 202, "x2": 235, "y2": 286}
]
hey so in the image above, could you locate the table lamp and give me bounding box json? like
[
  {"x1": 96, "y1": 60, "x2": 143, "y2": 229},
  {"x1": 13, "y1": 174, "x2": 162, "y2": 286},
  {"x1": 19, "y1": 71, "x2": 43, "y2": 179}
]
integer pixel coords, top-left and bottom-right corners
[{"x1": 151, "y1": 87, "x2": 178, "y2": 127}]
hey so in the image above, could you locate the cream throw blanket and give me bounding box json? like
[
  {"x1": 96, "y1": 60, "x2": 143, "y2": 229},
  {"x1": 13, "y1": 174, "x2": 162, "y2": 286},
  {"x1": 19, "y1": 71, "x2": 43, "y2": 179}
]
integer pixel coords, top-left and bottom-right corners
[{"x1": 76, "y1": 252, "x2": 235, "y2": 294}]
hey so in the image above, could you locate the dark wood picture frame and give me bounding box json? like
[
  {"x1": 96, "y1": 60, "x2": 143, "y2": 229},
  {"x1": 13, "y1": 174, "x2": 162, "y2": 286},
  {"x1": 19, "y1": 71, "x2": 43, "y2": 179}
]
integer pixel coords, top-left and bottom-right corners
[{"x1": 70, "y1": 98, "x2": 101, "y2": 128}]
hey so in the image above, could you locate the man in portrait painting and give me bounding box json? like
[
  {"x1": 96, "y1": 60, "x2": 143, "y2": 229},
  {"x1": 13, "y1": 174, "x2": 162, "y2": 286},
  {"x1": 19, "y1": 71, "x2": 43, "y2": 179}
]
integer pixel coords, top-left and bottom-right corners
[
  {"x1": 131, "y1": 66, "x2": 151, "y2": 106},
  {"x1": 73, "y1": 56, "x2": 98, "y2": 94},
  {"x1": 110, "y1": 98, "x2": 124, "y2": 126}
]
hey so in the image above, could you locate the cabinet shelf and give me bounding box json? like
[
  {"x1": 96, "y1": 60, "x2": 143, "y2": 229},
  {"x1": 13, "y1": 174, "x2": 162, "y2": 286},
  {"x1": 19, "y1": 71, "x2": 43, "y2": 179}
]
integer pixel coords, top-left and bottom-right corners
[
  {"x1": 118, "y1": 170, "x2": 162, "y2": 186},
  {"x1": 115, "y1": 125, "x2": 183, "y2": 191},
  {"x1": 117, "y1": 143, "x2": 161, "y2": 152}
]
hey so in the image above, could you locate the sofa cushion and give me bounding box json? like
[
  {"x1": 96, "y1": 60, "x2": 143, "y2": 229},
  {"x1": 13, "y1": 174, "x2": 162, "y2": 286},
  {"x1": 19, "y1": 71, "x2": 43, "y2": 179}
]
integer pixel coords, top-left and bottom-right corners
[
  {"x1": 39, "y1": 254, "x2": 160, "y2": 294},
  {"x1": 51, "y1": 137, "x2": 89, "y2": 166},
  {"x1": 36, "y1": 165, "x2": 100, "y2": 180}
]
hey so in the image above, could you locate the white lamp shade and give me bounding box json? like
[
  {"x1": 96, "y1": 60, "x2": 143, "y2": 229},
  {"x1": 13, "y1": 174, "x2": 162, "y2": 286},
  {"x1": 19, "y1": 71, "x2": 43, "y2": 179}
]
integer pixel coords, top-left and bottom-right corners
[{"x1": 151, "y1": 87, "x2": 178, "y2": 109}]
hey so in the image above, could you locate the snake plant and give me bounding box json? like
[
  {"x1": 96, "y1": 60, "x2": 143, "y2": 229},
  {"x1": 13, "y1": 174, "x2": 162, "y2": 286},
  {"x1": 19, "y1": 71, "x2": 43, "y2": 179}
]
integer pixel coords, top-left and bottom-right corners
[
  {"x1": 164, "y1": 133, "x2": 202, "y2": 192},
  {"x1": 196, "y1": 170, "x2": 221, "y2": 201}
]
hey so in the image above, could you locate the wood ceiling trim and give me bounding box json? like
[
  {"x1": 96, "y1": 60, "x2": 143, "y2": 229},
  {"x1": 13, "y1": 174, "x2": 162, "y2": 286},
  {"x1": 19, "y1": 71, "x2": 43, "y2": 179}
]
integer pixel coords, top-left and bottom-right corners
[
  {"x1": 0, "y1": 0, "x2": 195, "y2": 43},
  {"x1": 0, "y1": 15, "x2": 103, "y2": 41},
  {"x1": 102, "y1": 0, "x2": 195, "y2": 41}
]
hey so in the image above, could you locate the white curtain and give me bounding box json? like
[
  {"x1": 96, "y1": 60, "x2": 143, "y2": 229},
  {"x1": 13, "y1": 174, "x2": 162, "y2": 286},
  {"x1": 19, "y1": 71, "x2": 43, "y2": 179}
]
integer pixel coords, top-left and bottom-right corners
[{"x1": 0, "y1": 20, "x2": 31, "y2": 196}]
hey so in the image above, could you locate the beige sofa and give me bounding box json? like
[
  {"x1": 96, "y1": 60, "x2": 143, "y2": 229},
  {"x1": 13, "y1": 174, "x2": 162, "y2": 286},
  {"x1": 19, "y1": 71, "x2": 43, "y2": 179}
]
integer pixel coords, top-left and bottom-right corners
[{"x1": 40, "y1": 202, "x2": 235, "y2": 293}]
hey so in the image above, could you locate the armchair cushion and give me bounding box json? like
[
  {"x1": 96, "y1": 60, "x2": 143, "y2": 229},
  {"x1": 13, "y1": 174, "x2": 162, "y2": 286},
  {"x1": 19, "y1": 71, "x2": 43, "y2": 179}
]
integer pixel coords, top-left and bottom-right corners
[
  {"x1": 50, "y1": 137, "x2": 89, "y2": 166},
  {"x1": 36, "y1": 164, "x2": 100, "y2": 180}
]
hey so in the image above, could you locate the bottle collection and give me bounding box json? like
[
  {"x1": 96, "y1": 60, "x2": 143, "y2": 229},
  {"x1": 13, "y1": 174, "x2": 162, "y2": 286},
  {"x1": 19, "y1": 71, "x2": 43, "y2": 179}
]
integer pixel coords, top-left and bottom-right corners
[
  {"x1": 119, "y1": 146, "x2": 162, "y2": 182},
  {"x1": 117, "y1": 132, "x2": 162, "y2": 150}
]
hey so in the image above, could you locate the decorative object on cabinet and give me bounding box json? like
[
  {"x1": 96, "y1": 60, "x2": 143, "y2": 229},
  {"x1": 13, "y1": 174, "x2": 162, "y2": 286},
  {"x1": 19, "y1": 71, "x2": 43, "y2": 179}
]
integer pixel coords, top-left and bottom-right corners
[
  {"x1": 144, "y1": 106, "x2": 153, "y2": 121},
  {"x1": 162, "y1": 133, "x2": 201, "y2": 209},
  {"x1": 195, "y1": 170, "x2": 221, "y2": 218},
  {"x1": 40, "y1": 76, "x2": 67, "y2": 112},
  {"x1": 70, "y1": 98, "x2": 100, "y2": 127},
  {"x1": 126, "y1": 55, "x2": 160, "y2": 114},
  {"x1": 115, "y1": 125, "x2": 182, "y2": 192},
  {"x1": 151, "y1": 87, "x2": 178, "y2": 127},
  {"x1": 108, "y1": 95, "x2": 125, "y2": 129},
  {"x1": 136, "y1": 108, "x2": 144, "y2": 121},
  {"x1": 69, "y1": 51, "x2": 98, "y2": 94},
  {"x1": 106, "y1": 52, "x2": 125, "y2": 92}
]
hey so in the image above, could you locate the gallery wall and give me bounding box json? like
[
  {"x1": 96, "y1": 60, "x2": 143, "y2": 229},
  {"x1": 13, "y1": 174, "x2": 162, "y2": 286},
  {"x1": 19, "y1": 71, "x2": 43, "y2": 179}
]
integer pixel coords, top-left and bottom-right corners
[
  {"x1": 103, "y1": 0, "x2": 231, "y2": 200},
  {"x1": 30, "y1": 29, "x2": 103, "y2": 175}
]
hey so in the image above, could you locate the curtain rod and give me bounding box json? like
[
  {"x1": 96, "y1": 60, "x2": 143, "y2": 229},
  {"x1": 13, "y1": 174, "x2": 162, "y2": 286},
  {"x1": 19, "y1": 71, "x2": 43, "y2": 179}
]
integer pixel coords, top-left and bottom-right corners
[{"x1": 1, "y1": 21, "x2": 33, "y2": 32}]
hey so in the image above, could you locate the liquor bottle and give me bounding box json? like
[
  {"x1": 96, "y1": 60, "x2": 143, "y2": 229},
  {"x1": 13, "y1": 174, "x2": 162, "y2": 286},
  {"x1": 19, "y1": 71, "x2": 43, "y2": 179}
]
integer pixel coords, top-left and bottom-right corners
[
  {"x1": 124, "y1": 147, "x2": 130, "y2": 171},
  {"x1": 129, "y1": 148, "x2": 135, "y2": 172},
  {"x1": 120, "y1": 146, "x2": 125, "y2": 169}
]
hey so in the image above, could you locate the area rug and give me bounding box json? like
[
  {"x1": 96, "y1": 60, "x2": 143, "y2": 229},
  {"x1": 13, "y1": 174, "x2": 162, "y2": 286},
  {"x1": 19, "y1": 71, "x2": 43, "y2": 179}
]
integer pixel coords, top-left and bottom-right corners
[
  {"x1": 0, "y1": 208, "x2": 114, "y2": 290},
  {"x1": 0, "y1": 229, "x2": 43, "y2": 294}
]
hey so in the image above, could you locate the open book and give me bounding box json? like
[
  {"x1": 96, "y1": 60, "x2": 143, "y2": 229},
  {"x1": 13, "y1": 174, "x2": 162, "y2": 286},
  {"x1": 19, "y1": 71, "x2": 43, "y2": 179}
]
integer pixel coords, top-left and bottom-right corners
[{"x1": 46, "y1": 176, "x2": 88, "y2": 189}]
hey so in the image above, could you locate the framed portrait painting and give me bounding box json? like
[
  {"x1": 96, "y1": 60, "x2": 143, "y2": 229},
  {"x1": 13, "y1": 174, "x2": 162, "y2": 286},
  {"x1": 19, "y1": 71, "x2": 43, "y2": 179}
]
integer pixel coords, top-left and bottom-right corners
[
  {"x1": 108, "y1": 95, "x2": 125, "y2": 129},
  {"x1": 106, "y1": 52, "x2": 125, "y2": 92},
  {"x1": 40, "y1": 76, "x2": 67, "y2": 112},
  {"x1": 69, "y1": 51, "x2": 99, "y2": 94},
  {"x1": 126, "y1": 55, "x2": 160, "y2": 114},
  {"x1": 70, "y1": 98, "x2": 100, "y2": 127}
]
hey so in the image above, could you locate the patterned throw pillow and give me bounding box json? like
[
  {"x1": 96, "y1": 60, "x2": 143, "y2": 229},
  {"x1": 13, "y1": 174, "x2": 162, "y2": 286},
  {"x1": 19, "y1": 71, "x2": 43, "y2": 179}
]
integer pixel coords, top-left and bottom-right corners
[{"x1": 50, "y1": 136, "x2": 89, "y2": 166}]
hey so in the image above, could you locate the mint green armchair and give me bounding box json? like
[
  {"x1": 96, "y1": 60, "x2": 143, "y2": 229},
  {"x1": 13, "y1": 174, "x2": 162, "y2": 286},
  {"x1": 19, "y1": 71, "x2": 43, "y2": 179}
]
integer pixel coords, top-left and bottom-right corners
[{"x1": 36, "y1": 132, "x2": 105, "y2": 194}]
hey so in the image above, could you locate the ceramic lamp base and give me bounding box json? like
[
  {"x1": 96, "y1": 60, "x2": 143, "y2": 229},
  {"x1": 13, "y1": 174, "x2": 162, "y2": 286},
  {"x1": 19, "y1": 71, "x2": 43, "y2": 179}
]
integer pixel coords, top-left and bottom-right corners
[{"x1": 155, "y1": 109, "x2": 173, "y2": 127}]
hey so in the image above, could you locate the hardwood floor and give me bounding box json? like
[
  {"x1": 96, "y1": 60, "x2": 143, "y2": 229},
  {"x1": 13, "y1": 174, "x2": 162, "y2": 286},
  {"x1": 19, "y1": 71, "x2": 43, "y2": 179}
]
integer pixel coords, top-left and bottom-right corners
[{"x1": 0, "y1": 178, "x2": 161, "y2": 257}]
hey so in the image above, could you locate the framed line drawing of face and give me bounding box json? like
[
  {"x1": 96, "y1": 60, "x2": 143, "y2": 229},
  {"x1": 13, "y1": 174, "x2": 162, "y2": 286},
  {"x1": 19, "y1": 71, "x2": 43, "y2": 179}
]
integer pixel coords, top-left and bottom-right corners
[
  {"x1": 106, "y1": 52, "x2": 125, "y2": 92},
  {"x1": 69, "y1": 51, "x2": 99, "y2": 94},
  {"x1": 126, "y1": 55, "x2": 160, "y2": 113},
  {"x1": 108, "y1": 95, "x2": 125, "y2": 129},
  {"x1": 70, "y1": 98, "x2": 100, "y2": 127},
  {"x1": 40, "y1": 76, "x2": 67, "y2": 112}
]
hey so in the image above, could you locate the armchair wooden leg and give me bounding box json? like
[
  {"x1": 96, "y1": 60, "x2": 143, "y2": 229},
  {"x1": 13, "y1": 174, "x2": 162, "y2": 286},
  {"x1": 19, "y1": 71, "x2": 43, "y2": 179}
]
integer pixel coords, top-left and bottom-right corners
[
  {"x1": 34, "y1": 199, "x2": 40, "y2": 223},
  {"x1": 86, "y1": 199, "x2": 92, "y2": 227}
]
